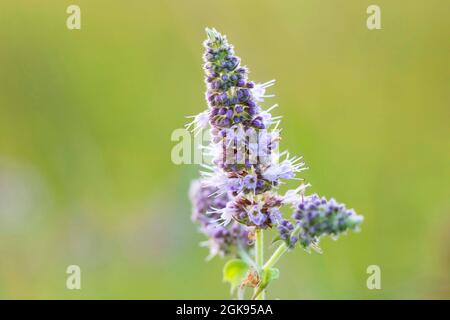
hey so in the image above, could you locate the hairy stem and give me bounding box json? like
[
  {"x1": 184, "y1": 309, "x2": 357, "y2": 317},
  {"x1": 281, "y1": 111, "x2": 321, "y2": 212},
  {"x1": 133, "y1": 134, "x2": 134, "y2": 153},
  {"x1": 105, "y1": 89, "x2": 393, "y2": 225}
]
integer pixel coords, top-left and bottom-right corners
[{"x1": 254, "y1": 228, "x2": 265, "y2": 300}]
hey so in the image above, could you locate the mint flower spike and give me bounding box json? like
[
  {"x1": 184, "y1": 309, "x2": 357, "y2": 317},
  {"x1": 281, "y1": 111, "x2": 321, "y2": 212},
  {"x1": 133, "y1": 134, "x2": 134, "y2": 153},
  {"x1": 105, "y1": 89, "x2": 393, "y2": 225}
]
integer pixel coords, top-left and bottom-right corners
[
  {"x1": 287, "y1": 194, "x2": 364, "y2": 252},
  {"x1": 188, "y1": 28, "x2": 363, "y2": 299},
  {"x1": 189, "y1": 180, "x2": 251, "y2": 260}
]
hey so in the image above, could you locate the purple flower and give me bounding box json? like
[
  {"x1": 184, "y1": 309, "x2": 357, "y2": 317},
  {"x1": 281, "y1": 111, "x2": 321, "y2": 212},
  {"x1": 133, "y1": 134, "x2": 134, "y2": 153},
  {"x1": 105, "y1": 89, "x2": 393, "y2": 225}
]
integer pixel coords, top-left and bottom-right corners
[
  {"x1": 237, "y1": 79, "x2": 245, "y2": 87},
  {"x1": 277, "y1": 219, "x2": 294, "y2": 240},
  {"x1": 189, "y1": 180, "x2": 250, "y2": 258},
  {"x1": 262, "y1": 156, "x2": 306, "y2": 182},
  {"x1": 268, "y1": 208, "x2": 283, "y2": 225},
  {"x1": 188, "y1": 28, "x2": 363, "y2": 261},
  {"x1": 291, "y1": 194, "x2": 364, "y2": 250},
  {"x1": 242, "y1": 174, "x2": 258, "y2": 191},
  {"x1": 247, "y1": 205, "x2": 267, "y2": 227},
  {"x1": 251, "y1": 117, "x2": 265, "y2": 129}
]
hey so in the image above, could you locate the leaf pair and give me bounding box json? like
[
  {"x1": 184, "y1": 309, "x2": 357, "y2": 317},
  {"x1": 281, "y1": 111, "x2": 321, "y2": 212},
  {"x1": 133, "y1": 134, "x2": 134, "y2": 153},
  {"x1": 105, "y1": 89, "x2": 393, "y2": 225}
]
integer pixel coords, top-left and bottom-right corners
[
  {"x1": 251, "y1": 268, "x2": 279, "y2": 300},
  {"x1": 223, "y1": 259, "x2": 279, "y2": 299}
]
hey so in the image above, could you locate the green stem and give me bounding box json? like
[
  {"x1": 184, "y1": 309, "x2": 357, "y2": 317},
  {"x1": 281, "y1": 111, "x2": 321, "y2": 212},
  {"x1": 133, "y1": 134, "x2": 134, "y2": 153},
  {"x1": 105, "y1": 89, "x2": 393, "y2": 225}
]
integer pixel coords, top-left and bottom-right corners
[
  {"x1": 253, "y1": 225, "x2": 301, "y2": 300},
  {"x1": 263, "y1": 225, "x2": 301, "y2": 271},
  {"x1": 263, "y1": 242, "x2": 288, "y2": 271},
  {"x1": 255, "y1": 228, "x2": 264, "y2": 269},
  {"x1": 254, "y1": 228, "x2": 265, "y2": 300}
]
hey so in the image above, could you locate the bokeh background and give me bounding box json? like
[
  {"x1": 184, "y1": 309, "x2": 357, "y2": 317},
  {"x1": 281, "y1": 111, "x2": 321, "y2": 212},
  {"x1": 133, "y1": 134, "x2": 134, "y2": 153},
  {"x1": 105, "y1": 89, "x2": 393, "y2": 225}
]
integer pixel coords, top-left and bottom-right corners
[{"x1": 0, "y1": 0, "x2": 449, "y2": 299}]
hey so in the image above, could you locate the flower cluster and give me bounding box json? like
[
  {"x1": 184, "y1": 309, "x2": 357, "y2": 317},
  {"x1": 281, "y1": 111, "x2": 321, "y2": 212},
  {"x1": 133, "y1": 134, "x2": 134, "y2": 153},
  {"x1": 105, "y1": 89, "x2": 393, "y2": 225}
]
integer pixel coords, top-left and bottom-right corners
[
  {"x1": 190, "y1": 180, "x2": 250, "y2": 259},
  {"x1": 284, "y1": 194, "x2": 364, "y2": 251},
  {"x1": 188, "y1": 28, "x2": 363, "y2": 259},
  {"x1": 203, "y1": 28, "x2": 269, "y2": 131}
]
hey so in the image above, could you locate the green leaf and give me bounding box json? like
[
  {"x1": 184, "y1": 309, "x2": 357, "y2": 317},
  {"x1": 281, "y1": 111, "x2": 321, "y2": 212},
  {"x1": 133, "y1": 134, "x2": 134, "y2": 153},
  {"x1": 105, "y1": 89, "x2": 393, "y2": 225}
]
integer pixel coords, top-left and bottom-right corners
[
  {"x1": 261, "y1": 267, "x2": 280, "y2": 287},
  {"x1": 252, "y1": 268, "x2": 280, "y2": 300},
  {"x1": 266, "y1": 268, "x2": 280, "y2": 281},
  {"x1": 223, "y1": 259, "x2": 249, "y2": 293}
]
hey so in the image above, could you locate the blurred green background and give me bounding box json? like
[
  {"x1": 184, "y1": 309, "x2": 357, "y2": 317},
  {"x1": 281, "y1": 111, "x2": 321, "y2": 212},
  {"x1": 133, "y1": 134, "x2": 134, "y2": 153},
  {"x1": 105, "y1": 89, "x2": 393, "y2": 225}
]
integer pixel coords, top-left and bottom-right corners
[{"x1": 0, "y1": 0, "x2": 449, "y2": 299}]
